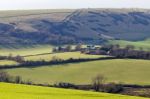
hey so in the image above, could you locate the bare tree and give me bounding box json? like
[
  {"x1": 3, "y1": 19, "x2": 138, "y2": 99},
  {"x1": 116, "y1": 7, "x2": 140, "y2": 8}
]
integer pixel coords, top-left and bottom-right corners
[
  {"x1": 0, "y1": 71, "x2": 11, "y2": 82},
  {"x1": 15, "y1": 76, "x2": 22, "y2": 84},
  {"x1": 92, "y1": 74, "x2": 105, "y2": 91},
  {"x1": 75, "y1": 44, "x2": 82, "y2": 51}
]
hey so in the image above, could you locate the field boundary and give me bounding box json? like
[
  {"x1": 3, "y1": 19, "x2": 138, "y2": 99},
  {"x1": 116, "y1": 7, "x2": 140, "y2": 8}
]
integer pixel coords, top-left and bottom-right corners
[{"x1": 0, "y1": 57, "x2": 117, "y2": 69}]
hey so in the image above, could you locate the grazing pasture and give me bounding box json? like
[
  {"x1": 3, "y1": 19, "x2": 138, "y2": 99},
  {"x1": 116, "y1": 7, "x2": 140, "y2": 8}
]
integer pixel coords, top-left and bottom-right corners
[
  {"x1": 6, "y1": 59, "x2": 150, "y2": 85},
  {"x1": 107, "y1": 40, "x2": 150, "y2": 51},
  {"x1": 0, "y1": 45, "x2": 53, "y2": 56},
  {"x1": 0, "y1": 83, "x2": 147, "y2": 99},
  {"x1": 24, "y1": 52, "x2": 106, "y2": 61},
  {"x1": 0, "y1": 44, "x2": 105, "y2": 61}
]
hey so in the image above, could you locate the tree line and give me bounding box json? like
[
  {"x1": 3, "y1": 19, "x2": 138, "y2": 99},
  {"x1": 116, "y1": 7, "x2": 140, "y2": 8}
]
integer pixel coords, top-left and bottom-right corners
[
  {"x1": 103, "y1": 45, "x2": 150, "y2": 59},
  {"x1": 56, "y1": 44, "x2": 150, "y2": 60},
  {"x1": 54, "y1": 74, "x2": 123, "y2": 93},
  {"x1": 0, "y1": 71, "x2": 123, "y2": 94},
  {"x1": 0, "y1": 70, "x2": 150, "y2": 97}
]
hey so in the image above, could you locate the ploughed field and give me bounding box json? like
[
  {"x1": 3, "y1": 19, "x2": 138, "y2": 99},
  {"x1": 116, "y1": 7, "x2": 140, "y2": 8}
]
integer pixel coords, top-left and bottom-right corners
[{"x1": 0, "y1": 83, "x2": 147, "y2": 99}]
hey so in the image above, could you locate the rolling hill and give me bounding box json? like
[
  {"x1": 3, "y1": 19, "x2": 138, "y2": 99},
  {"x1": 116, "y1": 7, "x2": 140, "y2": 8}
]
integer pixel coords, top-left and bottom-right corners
[
  {"x1": 0, "y1": 9, "x2": 150, "y2": 45},
  {"x1": 6, "y1": 59, "x2": 150, "y2": 85},
  {"x1": 106, "y1": 39, "x2": 150, "y2": 51},
  {"x1": 0, "y1": 82, "x2": 147, "y2": 99}
]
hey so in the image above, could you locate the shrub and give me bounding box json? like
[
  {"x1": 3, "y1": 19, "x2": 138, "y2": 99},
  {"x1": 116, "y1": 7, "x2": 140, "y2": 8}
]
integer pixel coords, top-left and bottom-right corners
[
  {"x1": 102, "y1": 83, "x2": 123, "y2": 93},
  {"x1": 54, "y1": 82, "x2": 77, "y2": 89}
]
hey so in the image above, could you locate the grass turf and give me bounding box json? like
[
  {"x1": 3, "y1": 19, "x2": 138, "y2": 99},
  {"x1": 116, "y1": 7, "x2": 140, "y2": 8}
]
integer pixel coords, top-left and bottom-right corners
[
  {"x1": 0, "y1": 82, "x2": 147, "y2": 99},
  {"x1": 6, "y1": 59, "x2": 150, "y2": 85},
  {"x1": 107, "y1": 40, "x2": 150, "y2": 51},
  {"x1": 0, "y1": 60, "x2": 18, "y2": 66},
  {"x1": 0, "y1": 45, "x2": 53, "y2": 56},
  {"x1": 24, "y1": 52, "x2": 107, "y2": 61}
]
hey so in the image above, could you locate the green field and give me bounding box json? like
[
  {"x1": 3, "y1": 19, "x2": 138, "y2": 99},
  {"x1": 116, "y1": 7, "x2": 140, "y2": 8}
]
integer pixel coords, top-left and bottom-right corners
[
  {"x1": 107, "y1": 40, "x2": 150, "y2": 51},
  {"x1": 6, "y1": 59, "x2": 150, "y2": 85},
  {"x1": 0, "y1": 60, "x2": 18, "y2": 66},
  {"x1": 0, "y1": 83, "x2": 147, "y2": 99},
  {"x1": 0, "y1": 44, "x2": 105, "y2": 61},
  {"x1": 0, "y1": 45, "x2": 53, "y2": 56},
  {"x1": 24, "y1": 52, "x2": 106, "y2": 61}
]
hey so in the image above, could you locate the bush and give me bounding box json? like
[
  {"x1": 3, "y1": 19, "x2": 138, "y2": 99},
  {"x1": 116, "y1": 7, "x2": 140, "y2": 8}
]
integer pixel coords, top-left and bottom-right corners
[
  {"x1": 24, "y1": 80, "x2": 33, "y2": 85},
  {"x1": 92, "y1": 74, "x2": 123, "y2": 93},
  {"x1": 102, "y1": 83, "x2": 123, "y2": 93},
  {"x1": 54, "y1": 82, "x2": 77, "y2": 89}
]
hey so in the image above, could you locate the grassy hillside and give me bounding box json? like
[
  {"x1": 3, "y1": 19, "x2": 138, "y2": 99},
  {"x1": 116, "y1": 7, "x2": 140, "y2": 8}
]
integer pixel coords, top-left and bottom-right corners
[
  {"x1": 0, "y1": 45, "x2": 53, "y2": 56},
  {"x1": 0, "y1": 45, "x2": 105, "y2": 61},
  {"x1": 6, "y1": 59, "x2": 150, "y2": 85},
  {"x1": 1, "y1": 9, "x2": 150, "y2": 45},
  {"x1": 0, "y1": 83, "x2": 147, "y2": 99},
  {"x1": 107, "y1": 39, "x2": 150, "y2": 51}
]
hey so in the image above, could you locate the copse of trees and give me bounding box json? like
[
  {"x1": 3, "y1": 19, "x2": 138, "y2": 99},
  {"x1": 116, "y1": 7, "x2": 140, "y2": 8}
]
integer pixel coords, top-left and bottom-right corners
[
  {"x1": 100, "y1": 45, "x2": 150, "y2": 59},
  {"x1": 109, "y1": 48, "x2": 150, "y2": 59}
]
